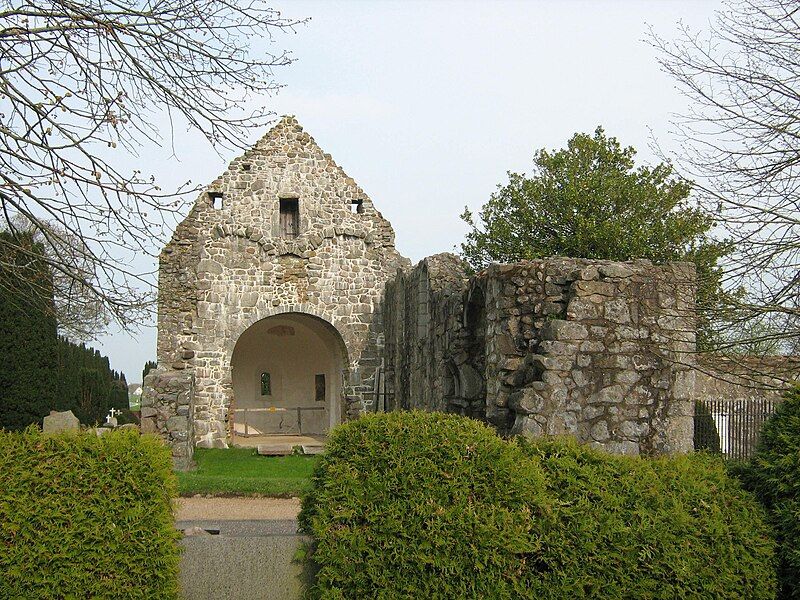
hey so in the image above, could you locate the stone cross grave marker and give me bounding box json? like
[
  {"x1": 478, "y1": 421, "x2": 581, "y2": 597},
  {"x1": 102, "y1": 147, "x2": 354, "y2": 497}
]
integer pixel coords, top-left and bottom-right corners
[{"x1": 105, "y1": 408, "x2": 121, "y2": 428}]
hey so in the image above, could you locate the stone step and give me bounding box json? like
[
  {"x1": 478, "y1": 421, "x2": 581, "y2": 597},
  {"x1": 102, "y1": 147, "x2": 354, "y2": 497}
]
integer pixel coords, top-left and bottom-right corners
[
  {"x1": 257, "y1": 443, "x2": 294, "y2": 456},
  {"x1": 256, "y1": 443, "x2": 325, "y2": 456}
]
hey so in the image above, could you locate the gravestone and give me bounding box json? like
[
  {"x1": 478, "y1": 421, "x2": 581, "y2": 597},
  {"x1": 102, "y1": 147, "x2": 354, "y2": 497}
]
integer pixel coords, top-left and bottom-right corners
[
  {"x1": 43, "y1": 410, "x2": 79, "y2": 433},
  {"x1": 104, "y1": 407, "x2": 121, "y2": 428}
]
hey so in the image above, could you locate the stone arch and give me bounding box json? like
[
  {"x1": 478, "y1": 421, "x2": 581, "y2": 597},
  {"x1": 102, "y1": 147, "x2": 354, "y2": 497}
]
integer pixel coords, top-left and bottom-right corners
[
  {"x1": 225, "y1": 304, "x2": 351, "y2": 368},
  {"x1": 228, "y1": 309, "x2": 351, "y2": 439}
]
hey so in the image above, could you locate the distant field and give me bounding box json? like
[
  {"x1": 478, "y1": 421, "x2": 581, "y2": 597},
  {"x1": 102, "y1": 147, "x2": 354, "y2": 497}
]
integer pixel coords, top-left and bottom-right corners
[{"x1": 176, "y1": 448, "x2": 319, "y2": 497}]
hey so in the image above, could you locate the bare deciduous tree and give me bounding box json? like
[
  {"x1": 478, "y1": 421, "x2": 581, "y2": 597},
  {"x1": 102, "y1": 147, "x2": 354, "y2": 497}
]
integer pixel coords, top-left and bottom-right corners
[
  {"x1": 0, "y1": 0, "x2": 304, "y2": 336},
  {"x1": 651, "y1": 0, "x2": 800, "y2": 378}
]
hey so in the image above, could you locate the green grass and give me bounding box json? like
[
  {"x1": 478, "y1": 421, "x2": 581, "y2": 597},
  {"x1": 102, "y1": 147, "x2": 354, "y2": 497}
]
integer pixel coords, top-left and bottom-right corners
[{"x1": 176, "y1": 448, "x2": 319, "y2": 497}]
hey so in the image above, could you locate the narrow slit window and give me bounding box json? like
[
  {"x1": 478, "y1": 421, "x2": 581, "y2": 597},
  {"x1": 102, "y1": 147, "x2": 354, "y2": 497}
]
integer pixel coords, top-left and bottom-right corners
[
  {"x1": 315, "y1": 374, "x2": 326, "y2": 402},
  {"x1": 350, "y1": 199, "x2": 363, "y2": 214},
  {"x1": 280, "y1": 198, "x2": 299, "y2": 237},
  {"x1": 261, "y1": 372, "x2": 271, "y2": 396},
  {"x1": 242, "y1": 163, "x2": 252, "y2": 172},
  {"x1": 209, "y1": 191, "x2": 224, "y2": 210}
]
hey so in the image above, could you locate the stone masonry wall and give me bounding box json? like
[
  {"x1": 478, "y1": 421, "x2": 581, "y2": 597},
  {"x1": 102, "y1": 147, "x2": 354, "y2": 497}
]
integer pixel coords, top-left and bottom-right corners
[
  {"x1": 383, "y1": 255, "x2": 696, "y2": 456},
  {"x1": 140, "y1": 369, "x2": 195, "y2": 470},
  {"x1": 382, "y1": 254, "x2": 472, "y2": 415},
  {"x1": 147, "y1": 116, "x2": 407, "y2": 449}
]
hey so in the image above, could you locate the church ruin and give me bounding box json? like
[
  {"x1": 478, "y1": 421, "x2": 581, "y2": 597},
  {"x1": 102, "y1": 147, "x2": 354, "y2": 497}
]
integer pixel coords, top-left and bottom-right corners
[{"x1": 142, "y1": 116, "x2": 700, "y2": 468}]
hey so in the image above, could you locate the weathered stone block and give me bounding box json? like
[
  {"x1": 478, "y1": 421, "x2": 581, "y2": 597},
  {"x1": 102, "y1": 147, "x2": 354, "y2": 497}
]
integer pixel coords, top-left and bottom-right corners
[
  {"x1": 599, "y1": 264, "x2": 633, "y2": 278},
  {"x1": 508, "y1": 388, "x2": 546, "y2": 415},
  {"x1": 590, "y1": 385, "x2": 624, "y2": 404},
  {"x1": 42, "y1": 410, "x2": 79, "y2": 434},
  {"x1": 604, "y1": 299, "x2": 631, "y2": 324},
  {"x1": 590, "y1": 421, "x2": 610, "y2": 442},
  {"x1": 541, "y1": 320, "x2": 588, "y2": 341}
]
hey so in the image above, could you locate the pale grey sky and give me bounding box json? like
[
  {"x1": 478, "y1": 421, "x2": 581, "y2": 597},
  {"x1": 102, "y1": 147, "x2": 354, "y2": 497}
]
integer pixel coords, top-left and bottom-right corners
[{"x1": 95, "y1": 0, "x2": 723, "y2": 383}]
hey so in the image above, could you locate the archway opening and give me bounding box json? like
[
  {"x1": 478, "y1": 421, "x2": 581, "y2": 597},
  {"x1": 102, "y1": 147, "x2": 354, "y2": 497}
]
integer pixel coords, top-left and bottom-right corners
[{"x1": 230, "y1": 313, "x2": 347, "y2": 439}]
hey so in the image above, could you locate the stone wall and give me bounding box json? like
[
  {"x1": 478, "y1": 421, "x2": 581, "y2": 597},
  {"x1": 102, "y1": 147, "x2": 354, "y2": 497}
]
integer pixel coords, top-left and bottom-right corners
[
  {"x1": 383, "y1": 255, "x2": 696, "y2": 456},
  {"x1": 146, "y1": 116, "x2": 408, "y2": 449},
  {"x1": 697, "y1": 356, "x2": 799, "y2": 399},
  {"x1": 140, "y1": 369, "x2": 195, "y2": 469},
  {"x1": 382, "y1": 254, "x2": 472, "y2": 415}
]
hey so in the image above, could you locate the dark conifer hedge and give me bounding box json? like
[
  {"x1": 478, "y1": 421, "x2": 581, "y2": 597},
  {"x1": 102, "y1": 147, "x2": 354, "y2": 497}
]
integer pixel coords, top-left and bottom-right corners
[
  {"x1": 738, "y1": 386, "x2": 800, "y2": 599},
  {"x1": 56, "y1": 336, "x2": 129, "y2": 425},
  {"x1": 0, "y1": 231, "x2": 58, "y2": 430},
  {"x1": 0, "y1": 231, "x2": 130, "y2": 430}
]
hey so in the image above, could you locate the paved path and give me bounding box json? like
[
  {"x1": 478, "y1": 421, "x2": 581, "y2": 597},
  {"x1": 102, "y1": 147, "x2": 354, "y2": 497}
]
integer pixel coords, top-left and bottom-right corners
[
  {"x1": 176, "y1": 497, "x2": 301, "y2": 522},
  {"x1": 176, "y1": 519, "x2": 300, "y2": 535}
]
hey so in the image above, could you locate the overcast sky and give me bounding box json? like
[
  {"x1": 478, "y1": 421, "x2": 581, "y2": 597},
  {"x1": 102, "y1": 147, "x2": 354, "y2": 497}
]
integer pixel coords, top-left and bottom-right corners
[{"x1": 96, "y1": 0, "x2": 723, "y2": 383}]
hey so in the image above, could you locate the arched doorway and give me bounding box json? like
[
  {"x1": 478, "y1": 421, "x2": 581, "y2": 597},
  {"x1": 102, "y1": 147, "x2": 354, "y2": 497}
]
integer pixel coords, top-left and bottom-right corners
[{"x1": 230, "y1": 313, "x2": 347, "y2": 439}]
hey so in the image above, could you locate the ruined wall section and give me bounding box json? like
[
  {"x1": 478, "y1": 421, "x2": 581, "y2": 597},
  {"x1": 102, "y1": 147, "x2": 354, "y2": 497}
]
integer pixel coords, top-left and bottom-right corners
[
  {"x1": 153, "y1": 116, "x2": 407, "y2": 448},
  {"x1": 383, "y1": 257, "x2": 696, "y2": 456},
  {"x1": 156, "y1": 205, "x2": 204, "y2": 368},
  {"x1": 140, "y1": 369, "x2": 195, "y2": 470},
  {"x1": 492, "y1": 260, "x2": 696, "y2": 455},
  {"x1": 382, "y1": 254, "x2": 470, "y2": 414}
]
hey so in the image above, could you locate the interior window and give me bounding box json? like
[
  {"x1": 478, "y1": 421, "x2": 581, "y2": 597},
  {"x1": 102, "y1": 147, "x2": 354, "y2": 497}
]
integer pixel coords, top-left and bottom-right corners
[{"x1": 261, "y1": 372, "x2": 271, "y2": 396}]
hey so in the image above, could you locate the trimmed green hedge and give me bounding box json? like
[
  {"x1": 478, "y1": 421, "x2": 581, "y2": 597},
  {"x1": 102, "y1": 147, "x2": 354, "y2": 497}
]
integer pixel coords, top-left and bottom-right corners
[
  {"x1": 521, "y1": 436, "x2": 776, "y2": 599},
  {"x1": 300, "y1": 411, "x2": 776, "y2": 599},
  {"x1": 0, "y1": 428, "x2": 181, "y2": 598},
  {"x1": 738, "y1": 386, "x2": 800, "y2": 599},
  {"x1": 299, "y1": 411, "x2": 548, "y2": 598}
]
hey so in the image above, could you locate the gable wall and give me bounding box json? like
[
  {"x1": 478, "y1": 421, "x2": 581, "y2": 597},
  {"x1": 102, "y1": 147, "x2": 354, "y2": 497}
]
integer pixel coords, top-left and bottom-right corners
[{"x1": 147, "y1": 117, "x2": 407, "y2": 454}]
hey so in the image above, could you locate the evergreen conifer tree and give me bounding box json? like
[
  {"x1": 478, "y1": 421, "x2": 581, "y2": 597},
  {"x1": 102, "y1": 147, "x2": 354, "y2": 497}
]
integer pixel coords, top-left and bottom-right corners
[{"x1": 0, "y1": 231, "x2": 58, "y2": 429}]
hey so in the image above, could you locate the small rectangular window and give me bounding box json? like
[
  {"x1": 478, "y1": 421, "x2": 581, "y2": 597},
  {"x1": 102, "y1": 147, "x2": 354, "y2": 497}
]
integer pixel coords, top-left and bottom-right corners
[
  {"x1": 350, "y1": 199, "x2": 363, "y2": 214},
  {"x1": 315, "y1": 374, "x2": 325, "y2": 402},
  {"x1": 261, "y1": 372, "x2": 271, "y2": 396},
  {"x1": 209, "y1": 191, "x2": 224, "y2": 210},
  {"x1": 280, "y1": 198, "x2": 299, "y2": 237}
]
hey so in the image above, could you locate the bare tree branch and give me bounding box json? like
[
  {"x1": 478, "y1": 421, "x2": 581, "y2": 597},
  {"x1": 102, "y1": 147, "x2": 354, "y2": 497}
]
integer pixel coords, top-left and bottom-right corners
[
  {"x1": 650, "y1": 0, "x2": 800, "y2": 369},
  {"x1": 0, "y1": 0, "x2": 305, "y2": 336}
]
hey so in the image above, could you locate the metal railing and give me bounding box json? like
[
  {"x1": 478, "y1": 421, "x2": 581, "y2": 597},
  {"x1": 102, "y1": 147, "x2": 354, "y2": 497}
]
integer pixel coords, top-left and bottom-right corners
[
  {"x1": 694, "y1": 398, "x2": 781, "y2": 460},
  {"x1": 232, "y1": 406, "x2": 325, "y2": 437}
]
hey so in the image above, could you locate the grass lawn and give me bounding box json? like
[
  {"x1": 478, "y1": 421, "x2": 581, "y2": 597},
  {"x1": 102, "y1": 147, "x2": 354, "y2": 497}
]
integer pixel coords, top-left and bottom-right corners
[{"x1": 176, "y1": 448, "x2": 319, "y2": 497}]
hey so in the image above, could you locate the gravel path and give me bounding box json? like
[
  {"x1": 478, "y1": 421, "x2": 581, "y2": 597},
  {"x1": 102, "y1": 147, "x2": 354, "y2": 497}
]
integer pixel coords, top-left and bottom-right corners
[{"x1": 176, "y1": 497, "x2": 301, "y2": 521}]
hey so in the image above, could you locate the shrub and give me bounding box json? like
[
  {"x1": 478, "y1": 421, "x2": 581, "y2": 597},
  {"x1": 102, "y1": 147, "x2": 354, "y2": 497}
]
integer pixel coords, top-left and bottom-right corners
[
  {"x1": 301, "y1": 411, "x2": 776, "y2": 599},
  {"x1": 520, "y1": 436, "x2": 776, "y2": 599},
  {"x1": 299, "y1": 411, "x2": 549, "y2": 599},
  {"x1": 0, "y1": 427, "x2": 181, "y2": 598},
  {"x1": 740, "y1": 386, "x2": 800, "y2": 599}
]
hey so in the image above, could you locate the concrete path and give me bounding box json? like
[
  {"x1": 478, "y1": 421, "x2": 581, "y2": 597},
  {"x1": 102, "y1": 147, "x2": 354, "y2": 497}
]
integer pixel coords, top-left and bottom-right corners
[
  {"x1": 176, "y1": 499, "x2": 309, "y2": 599},
  {"x1": 176, "y1": 496, "x2": 301, "y2": 522},
  {"x1": 176, "y1": 519, "x2": 299, "y2": 535}
]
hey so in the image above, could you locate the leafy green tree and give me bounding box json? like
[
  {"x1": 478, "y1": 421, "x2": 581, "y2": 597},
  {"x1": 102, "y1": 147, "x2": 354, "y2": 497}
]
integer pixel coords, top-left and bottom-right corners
[{"x1": 461, "y1": 127, "x2": 731, "y2": 349}]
